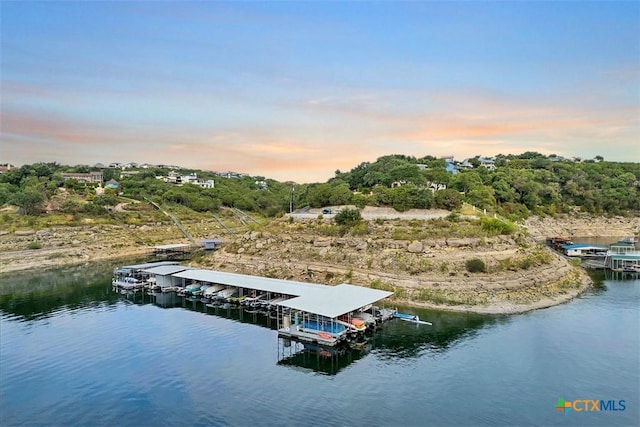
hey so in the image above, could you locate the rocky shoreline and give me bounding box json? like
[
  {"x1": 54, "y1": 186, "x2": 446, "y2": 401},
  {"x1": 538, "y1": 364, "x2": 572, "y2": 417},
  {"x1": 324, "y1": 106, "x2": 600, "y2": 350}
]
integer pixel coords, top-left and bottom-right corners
[{"x1": 1, "y1": 212, "x2": 637, "y2": 315}]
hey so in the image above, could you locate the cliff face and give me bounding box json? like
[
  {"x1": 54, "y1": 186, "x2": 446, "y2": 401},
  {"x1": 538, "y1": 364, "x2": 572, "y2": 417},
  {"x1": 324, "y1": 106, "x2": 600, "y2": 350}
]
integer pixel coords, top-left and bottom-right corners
[
  {"x1": 194, "y1": 217, "x2": 591, "y2": 314},
  {"x1": 523, "y1": 213, "x2": 640, "y2": 240}
]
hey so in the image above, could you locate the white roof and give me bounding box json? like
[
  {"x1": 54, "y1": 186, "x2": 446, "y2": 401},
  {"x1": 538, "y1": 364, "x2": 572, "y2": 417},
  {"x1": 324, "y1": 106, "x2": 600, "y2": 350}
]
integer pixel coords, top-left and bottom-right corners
[
  {"x1": 172, "y1": 269, "x2": 327, "y2": 296},
  {"x1": 278, "y1": 284, "x2": 393, "y2": 318},
  {"x1": 141, "y1": 265, "x2": 193, "y2": 276},
  {"x1": 168, "y1": 269, "x2": 393, "y2": 318},
  {"x1": 153, "y1": 243, "x2": 190, "y2": 250},
  {"x1": 120, "y1": 261, "x2": 181, "y2": 270}
]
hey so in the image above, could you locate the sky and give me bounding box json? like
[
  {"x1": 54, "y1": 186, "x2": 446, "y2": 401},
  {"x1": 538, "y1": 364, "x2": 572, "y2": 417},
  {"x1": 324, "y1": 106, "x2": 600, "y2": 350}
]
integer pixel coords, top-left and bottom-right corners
[{"x1": 1, "y1": 1, "x2": 639, "y2": 183}]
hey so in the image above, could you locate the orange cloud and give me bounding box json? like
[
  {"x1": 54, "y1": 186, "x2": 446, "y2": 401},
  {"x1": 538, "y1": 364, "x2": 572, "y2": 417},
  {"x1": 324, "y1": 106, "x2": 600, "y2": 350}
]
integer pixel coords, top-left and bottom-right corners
[{"x1": 1, "y1": 110, "x2": 106, "y2": 144}]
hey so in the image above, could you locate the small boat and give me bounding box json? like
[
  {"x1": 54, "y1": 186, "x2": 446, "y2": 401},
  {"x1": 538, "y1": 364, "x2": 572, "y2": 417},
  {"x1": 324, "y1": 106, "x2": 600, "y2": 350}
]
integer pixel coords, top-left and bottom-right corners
[
  {"x1": 337, "y1": 316, "x2": 367, "y2": 331},
  {"x1": 229, "y1": 295, "x2": 247, "y2": 304},
  {"x1": 203, "y1": 284, "x2": 226, "y2": 297},
  {"x1": 113, "y1": 277, "x2": 141, "y2": 290},
  {"x1": 352, "y1": 312, "x2": 376, "y2": 327},
  {"x1": 185, "y1": 284, "x2": 202, "y2": 294},
  {"x1": 215, "y1": 287, "x2": 237, "y2": 301},
  {"x1": 241, "y1": 293, "x2": 266, "y2": 306},
  {"x1": 394, "y1": 312, "x2": 432, "y2": 325}
]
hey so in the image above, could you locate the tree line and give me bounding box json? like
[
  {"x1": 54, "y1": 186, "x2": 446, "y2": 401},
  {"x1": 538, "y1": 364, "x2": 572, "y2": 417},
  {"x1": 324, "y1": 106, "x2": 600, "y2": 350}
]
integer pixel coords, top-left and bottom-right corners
[{"x1": 1, "y1": 153, "x2": 638, "y2": 220}]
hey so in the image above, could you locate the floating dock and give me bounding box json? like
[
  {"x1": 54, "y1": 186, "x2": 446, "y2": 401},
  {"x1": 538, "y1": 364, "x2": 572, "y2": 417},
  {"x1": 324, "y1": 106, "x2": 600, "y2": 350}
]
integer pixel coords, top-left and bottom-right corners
[{"x1": 113, "y1": 262, "x2": 396, "y2": 346}]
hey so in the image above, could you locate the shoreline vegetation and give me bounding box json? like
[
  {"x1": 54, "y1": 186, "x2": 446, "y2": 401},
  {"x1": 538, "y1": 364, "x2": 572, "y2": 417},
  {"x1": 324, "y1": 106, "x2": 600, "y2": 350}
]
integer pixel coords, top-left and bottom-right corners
[{"x1": 2, "y1": 208, "x2": 638, "y2": 315}]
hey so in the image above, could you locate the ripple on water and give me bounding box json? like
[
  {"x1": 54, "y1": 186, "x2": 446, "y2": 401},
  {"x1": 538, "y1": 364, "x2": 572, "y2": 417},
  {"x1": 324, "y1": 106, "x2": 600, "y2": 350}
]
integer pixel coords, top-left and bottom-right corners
[{"x1": 1, "y1": 275, "x2": 638, "y2": 427}]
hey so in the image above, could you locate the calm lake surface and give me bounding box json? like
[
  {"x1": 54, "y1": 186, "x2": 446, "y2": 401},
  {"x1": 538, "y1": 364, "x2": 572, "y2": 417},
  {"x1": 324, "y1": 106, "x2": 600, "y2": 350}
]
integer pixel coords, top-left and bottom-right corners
[{"x1": 1, "y1": 260, "x2": 638, "y2": 426}]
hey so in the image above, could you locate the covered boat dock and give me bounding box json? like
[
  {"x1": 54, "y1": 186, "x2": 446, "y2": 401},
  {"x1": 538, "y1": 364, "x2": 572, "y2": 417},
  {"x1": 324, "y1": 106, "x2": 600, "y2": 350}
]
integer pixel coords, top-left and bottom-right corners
[
  {"x1": 277, "y1": 284, "x2": 393, "y2": 346},
  {"x1": 113, "y1": 262, "x2": 395, "y2": 346}
]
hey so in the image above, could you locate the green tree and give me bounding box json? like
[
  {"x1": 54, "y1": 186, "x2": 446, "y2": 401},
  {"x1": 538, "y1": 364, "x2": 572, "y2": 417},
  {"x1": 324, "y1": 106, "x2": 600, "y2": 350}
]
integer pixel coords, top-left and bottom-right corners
[
  {"x1": 334, "y1": 208, "x2": 362, "y2": 225},
  {"x1": 11, "y1": 189, "x2": 45, "y2": 215},
  {"x1": 434, "y1": 189, "x2": 463, "y2": 210}
]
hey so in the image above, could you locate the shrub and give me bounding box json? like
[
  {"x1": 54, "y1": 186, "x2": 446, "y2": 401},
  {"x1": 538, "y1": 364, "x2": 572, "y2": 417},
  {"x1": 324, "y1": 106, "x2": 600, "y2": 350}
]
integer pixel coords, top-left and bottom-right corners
[
  {"x1": 27, "y1": 241, "x2": 42, "y2": 250},
  {"x1": 334, "y1": 208, "x2": 362, "y2": 225},
  {"x1": 349, "y1": 221, "x2": 369, "y2": 236},
  {"x1": 480, "y1": 217, "x2": 516, "y2": 235},
  {"x1": 519, "y1": 258, "x2": 533, "y2": 270},
  {"x1": 465, "y1": 258, "x2": 486, "y2": 273}
]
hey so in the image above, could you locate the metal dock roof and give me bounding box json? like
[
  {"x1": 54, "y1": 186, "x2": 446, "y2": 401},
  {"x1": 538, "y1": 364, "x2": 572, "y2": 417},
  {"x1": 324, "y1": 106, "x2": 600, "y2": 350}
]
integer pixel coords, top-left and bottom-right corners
[
  {"x1": 153, "y1": 243, "x2": 191, "y2": 250},
  {"x1": 170, "y1": 269, "x2": 392, "y2": 317},
  {"x1": 172, "y1": 269, "x2": 327, "y2": 296},
  {"x1": 562, "y1": 244, "x2": 608, "y2": 250},
  {"x1": 141, "y1": 265, "x2": 194, "y2": 275},
  {"x1": 278, "y1": 284, "x2": 393, "y2": 319},
  {"x1": 120, "y1": 261, "x2": 181, "y2": 270}
]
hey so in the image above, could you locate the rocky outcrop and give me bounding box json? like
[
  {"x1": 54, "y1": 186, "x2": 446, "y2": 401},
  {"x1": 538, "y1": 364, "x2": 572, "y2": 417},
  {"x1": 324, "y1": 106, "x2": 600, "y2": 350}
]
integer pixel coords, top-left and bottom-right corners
[
  {"x1": 191, "y1": 216, "x2": 593, "y2": 314},
  {"x1": 524, "y1": 214, "x2": 640, "y2": 240},
  {"x1": 407, "y1": 241, "x2": 423, "y2": 253}
]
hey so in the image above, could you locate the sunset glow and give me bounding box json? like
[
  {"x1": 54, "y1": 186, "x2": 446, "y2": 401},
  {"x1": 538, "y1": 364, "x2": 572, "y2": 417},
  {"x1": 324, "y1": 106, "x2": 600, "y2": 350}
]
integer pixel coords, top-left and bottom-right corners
[{"x1": 1, "y1": 2, "x2": 638, "y2": 182}]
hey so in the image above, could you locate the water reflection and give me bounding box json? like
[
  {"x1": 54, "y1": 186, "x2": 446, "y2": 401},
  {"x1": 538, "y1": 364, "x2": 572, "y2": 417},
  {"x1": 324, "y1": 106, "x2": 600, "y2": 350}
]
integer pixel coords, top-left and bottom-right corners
[
  {"x1": 277, "y1": 339, "x2": 371, "y2": 375},
  {"x1": 1, "y1": 262, "x2": 499, "y2": 375},
  {"x1": 0, "y1": 261, "x2": 132, "y2": 321}
]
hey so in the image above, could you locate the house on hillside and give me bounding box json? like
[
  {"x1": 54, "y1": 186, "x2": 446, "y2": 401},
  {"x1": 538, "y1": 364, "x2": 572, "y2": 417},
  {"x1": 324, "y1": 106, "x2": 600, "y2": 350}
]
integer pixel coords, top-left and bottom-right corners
[
  {"x1": 0, "y1": 164, "x2": 15, "y2": 174},
  {"x1": 443, "y1": 158, "x2": 459, "y2": 175},
  {"x1": 478, "y1": 156, "x2": 496, "y2": 170},
  {"x1": 105, "y1": 179, "x2": 119, "y2": 189},
  {"x1": 193, "y1": 179, "x2": 215, "y2": 189},
  {"x1": 61, "y1": 171, "x2": 103, "y2": 183}
]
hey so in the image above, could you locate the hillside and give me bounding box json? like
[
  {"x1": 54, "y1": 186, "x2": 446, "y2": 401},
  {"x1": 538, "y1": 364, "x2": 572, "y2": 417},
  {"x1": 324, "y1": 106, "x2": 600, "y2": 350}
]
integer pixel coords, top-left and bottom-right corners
[
  {"x1": 2, "y1": 156, "x2": 639, "y2": 314},
  {"x1": 191, "y1": 212, "x2": 601, "y2": 314}
]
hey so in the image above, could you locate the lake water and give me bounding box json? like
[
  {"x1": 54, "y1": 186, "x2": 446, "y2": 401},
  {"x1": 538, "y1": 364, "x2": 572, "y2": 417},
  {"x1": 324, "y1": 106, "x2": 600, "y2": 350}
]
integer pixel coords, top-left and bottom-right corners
[{"x1": 1, "y1": 260, "x2": 638, "y2": 426}]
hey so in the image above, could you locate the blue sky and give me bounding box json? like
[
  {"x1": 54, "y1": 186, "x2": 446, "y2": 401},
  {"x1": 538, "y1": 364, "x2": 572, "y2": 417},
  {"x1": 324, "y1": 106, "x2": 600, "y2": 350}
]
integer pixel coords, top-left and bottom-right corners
[{"x1": 2, "y1": 1, "x2": 638, "y2": 182}]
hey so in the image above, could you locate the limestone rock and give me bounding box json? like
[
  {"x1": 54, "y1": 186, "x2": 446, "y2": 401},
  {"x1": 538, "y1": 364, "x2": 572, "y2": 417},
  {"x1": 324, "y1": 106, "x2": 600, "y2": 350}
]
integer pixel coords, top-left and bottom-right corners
[
  {"x1": 356, "y1": 242, "x2": 368, "y2": 251},
  {"x1": 36, "y1": 229, "x2": 52, "y2": 237},
  {"x1": 407, "y1": 241, "x2": 423, "y2": 253},
  {"x1": 446, "y1": 238, "x2": 481, "y2": 247}
]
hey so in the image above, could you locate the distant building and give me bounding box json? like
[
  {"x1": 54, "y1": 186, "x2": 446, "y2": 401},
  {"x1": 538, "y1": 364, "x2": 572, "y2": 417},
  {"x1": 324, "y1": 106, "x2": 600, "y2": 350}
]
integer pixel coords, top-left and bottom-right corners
[
  {"x1": 0, "y1": 164, "x2": 15, "y2": 174},
  {"x1": 217, "y1": 171, "x2": 246, "y2": 179},
  {"x1": 193, "y1": 179, "x2": 215, "y2": 189},
  {"x1": 444, "y1": 158, "x2": 459, "y2": 175},
  {"x1": 157, "y1": 171, "x2": 214, "y2": 188},
  {"x1": 478, "y1": 156, "x2": 496, "y2": 170},
  {"x1": 429, "y1": 182, "x2": 447, "y2": 191},
  {"x1": 458, "y1": 159, "x2": 474, "y2": 170},
  {"x1": 61, "y1": 171, "x2": 103, "y2": 183},
  {"x1": 105, "y1": 179, "x2": 119, "y2": 189}
]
